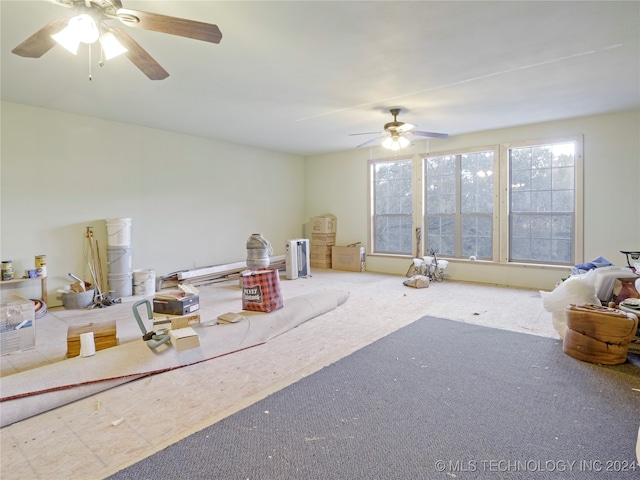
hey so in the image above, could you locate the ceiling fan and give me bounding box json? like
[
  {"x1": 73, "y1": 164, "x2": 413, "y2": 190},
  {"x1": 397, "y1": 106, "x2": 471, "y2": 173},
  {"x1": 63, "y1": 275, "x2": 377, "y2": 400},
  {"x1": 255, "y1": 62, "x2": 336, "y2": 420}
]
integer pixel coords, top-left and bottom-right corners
[
  {"x1": 11, "y1": 0, "x2": 223, "y2": 80},
  {"x1": 351, "y1": 108, "x2": 448, "y2": 150}
]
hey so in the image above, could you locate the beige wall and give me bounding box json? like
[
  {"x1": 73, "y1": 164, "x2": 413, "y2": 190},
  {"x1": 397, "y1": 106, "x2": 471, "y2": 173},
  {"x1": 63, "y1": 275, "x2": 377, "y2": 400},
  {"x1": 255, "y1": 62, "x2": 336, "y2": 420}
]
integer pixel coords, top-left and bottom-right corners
[
  {"x1": 2, "y1": 103, "x2": 638, "y2": 304},
  {"x1": 304, "y1": 109, "x2": 640, "y2": 290},
  {"x1": 1, "y1": 101, "x2": 306, "y2": 305}
]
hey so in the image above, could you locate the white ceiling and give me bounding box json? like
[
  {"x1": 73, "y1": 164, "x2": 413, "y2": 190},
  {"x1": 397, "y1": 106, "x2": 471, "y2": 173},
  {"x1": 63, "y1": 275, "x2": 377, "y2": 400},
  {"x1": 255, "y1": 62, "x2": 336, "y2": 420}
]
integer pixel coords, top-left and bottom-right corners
[{"x1": 2, "y1": 0, "x2": 639, "y2": 156}]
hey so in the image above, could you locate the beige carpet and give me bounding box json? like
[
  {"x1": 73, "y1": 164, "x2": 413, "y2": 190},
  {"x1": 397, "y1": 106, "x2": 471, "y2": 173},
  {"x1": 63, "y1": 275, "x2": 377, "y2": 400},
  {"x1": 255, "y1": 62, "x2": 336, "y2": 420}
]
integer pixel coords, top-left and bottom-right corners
[
  {"x1": 1, "y1": 271, "x2": 557, "y2": 480},
  {"x1": 1, "y1": 289, "x2": 349, "y2": 427}
]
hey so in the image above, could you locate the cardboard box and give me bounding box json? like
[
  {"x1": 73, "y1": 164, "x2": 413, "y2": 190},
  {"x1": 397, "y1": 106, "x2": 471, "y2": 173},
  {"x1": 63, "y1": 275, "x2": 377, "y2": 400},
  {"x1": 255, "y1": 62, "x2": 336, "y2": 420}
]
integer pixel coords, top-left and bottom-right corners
[
  {"x1": 169, "y1": 327, "x2": 200, "y2": 351},
  {"x1": 154, "y1": 313, "x2": 200, "y2": 332},
  {"x1": 310, "y1": 215, "x2": 337, "y2": 234},
  {"x1": 169, "y1": 313, "x2": 200, "y2": 329},
  {"x1": 1, "y1": 295, "x2": 36, "y2": 355},
  {"x1": 311, "y1": 244, "x2": 332, "y2": 255},
  {"x1": 153, "y1": 294, "x2": 199, "y2": 315},
  {"x1": 310, "y1": 233, "x2": 336, "y2": 246},
  {"x1": 332, "y1": 245, "x2": 366, "y2": 272},
  {"x1": 311, "y1": 252, "x2": 332, "y2": 263},
  {"x1": 310, "y1": 261, "x2": 332, "y2": 269},
  {"x1": 152, "y1": 317, "x2": 172, "y2": 334},
  {"x1": 241, "y1": 268, "x2": 283, "y2": 313}
]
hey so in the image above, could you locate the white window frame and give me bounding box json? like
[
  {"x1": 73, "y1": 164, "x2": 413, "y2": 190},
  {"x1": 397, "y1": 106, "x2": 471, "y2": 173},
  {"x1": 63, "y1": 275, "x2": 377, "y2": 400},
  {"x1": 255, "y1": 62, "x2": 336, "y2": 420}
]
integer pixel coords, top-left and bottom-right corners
[
  {"x1": 367, "y1": 135, "x2": 583, "y2": 268},
  {"x1": 368, "y1": 155, "x2": 415, "y2": 256},
  {"x1": 499, "y1": 135, "x2": 584, "y2": 266},
  {"x1": 422, "y1": 146, "x2": 500, "y2": 260}
]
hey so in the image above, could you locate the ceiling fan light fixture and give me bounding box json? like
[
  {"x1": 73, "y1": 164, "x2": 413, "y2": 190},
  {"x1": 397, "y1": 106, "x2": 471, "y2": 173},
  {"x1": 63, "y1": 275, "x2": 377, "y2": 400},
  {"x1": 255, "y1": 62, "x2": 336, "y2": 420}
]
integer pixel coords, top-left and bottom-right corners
[
  {"x1": 51, "y1": 14, "x2": 99, "y2": 54},
  {"x1": 69, "y1": 14, "x2": 99, "y2": 44},
  {"x1": 353, "y1": 108, "x2": 448, "y2": 150},
  {"x1": 101, "y1": 31, "x2": 127, "y2": 60},
  {"x1": 17, "y1": 2, "x2": 222, "y2": 80},
  {"x1": 51, "y1": 28, "x2": 80, "y2": 54},
  {"x1": 382, "y1": 135, "x2": 410, "y2": 151}
]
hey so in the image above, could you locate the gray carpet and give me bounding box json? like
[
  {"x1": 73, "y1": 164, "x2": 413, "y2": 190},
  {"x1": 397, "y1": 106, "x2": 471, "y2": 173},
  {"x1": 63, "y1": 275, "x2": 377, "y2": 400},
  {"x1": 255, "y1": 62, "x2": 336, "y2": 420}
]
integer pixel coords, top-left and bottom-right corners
[{"x1": 108, "y1": 316, "x2": 640, "y2": 479}]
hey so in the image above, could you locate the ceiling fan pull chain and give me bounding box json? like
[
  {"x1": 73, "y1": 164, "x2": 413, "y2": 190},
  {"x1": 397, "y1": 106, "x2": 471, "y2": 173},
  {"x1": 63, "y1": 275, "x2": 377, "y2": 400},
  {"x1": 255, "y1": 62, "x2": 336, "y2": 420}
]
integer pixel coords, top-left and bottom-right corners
[
  {"x1": 98, "y1": 28, "x2": 105, "y2": 68},
  {"x1": 88, "y1": 44, "x2": 92, "y2": 81}
]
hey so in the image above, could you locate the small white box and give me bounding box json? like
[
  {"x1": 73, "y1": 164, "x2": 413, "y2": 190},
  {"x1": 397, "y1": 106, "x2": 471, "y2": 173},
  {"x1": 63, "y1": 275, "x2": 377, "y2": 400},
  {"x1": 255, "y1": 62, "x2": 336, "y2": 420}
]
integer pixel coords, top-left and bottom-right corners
[{"x1": 169, "y1": 327, "x2": 200, "y2": 351}]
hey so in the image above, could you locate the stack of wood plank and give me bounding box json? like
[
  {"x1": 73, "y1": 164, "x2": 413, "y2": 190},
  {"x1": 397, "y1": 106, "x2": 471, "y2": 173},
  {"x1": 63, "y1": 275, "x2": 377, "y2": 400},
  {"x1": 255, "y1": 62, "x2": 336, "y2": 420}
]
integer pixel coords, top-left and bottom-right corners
[{"x1": 157, "y1": 256, "x2": 286, "y2": 289}]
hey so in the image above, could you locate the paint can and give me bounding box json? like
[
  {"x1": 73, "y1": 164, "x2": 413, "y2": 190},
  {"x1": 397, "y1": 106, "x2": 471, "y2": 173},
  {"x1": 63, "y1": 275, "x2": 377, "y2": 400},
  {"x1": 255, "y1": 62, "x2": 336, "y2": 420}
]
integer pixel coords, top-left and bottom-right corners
[
  {"x1": 35, "y1": 255, "x2": 46, "y2": 267},
  {"x1": 105, "y1": 218, "x2": 132, "y2": 247},
  {"x1": 108, "y1": 272, "x2": 133, "y2": 298},
  {"x1": 246, "y1": 233, "x2": 273, "y2": 270},
  {"x1": 107, "y1": 246, "x2": 133, "y2": 274},
  {"x1": 35, "y1": 255, "x2": 47, "y2": 277},
  {"x1": 1, "y1": 261, "x2": 13, "y2": 281},
  {"x1": 133, "y1": 269, "x2": 156, "y2": 296}
]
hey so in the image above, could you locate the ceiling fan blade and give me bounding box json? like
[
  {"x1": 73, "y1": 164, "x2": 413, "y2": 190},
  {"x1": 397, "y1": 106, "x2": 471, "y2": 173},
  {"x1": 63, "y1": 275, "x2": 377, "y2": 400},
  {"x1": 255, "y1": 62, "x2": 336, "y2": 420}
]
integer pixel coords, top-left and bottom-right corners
[
  {"x1": 11, "y1": 18, "x2": 67, "y2": 58},
  {"x1": 411, "y1": 130, "x2": 449, "y2": 139},
  {"x1": 116, "y1": 8, "x2": 222, "y2": 44},
  {"x1": 349, "y1": 131, "x2": 383, "y2": 137},
  {"x1": 356, "y1": 136, "x2": 385, "y2": 148},
  {"x1": 397, "y1": 123, "x2": 416, "y2": 132},
  {"x1": 110, "y1": 27, "x2": 169, "y2": 80}
]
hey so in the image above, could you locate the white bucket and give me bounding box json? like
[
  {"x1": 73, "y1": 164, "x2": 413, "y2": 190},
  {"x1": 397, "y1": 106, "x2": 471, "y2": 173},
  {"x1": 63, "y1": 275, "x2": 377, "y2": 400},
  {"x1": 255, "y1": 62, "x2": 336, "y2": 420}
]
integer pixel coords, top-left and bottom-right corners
[
  {"x1": 107, "y1": 246, "x2": 132, "y2": 274},
  {"x1": 108, "y1": 272, "x2": 133, "y2": 298},
  {"x1": 105, "y1": 218, "x2": 132, "y2": 247},
  {"x1": 133, "y1": 269, "x2": 156, "y2": 296}
]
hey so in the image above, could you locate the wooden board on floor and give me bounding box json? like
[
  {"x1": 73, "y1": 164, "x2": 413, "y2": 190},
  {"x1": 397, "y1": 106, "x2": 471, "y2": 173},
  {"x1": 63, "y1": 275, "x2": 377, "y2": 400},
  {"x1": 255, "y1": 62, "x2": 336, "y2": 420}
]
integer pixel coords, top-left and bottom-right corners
[{"x1": 67, "y1": 320, "x2": 118, "y2": 358}]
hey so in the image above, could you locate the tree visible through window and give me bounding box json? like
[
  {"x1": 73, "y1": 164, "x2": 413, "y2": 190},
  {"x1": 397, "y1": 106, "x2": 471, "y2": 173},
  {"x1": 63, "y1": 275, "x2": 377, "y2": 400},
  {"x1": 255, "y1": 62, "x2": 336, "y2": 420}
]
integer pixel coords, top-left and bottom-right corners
[
  {"x1": 509, "y1": 142, "x2": 576, "y2": 264},
  {"x1": 424, "y1": 150, "x2": 495, "y2": 258},
  {"x1": 371, "y1": 159, "x2": 413, "y2": 255},
  {"x1": 368, "y1": 137, "x2": 581, "y2": 266}
]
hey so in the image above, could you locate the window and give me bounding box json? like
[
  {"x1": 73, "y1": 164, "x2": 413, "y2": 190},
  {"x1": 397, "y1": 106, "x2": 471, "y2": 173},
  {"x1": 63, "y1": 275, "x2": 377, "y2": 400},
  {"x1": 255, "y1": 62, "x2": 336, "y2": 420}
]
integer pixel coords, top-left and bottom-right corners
[
  {"x1": 368, "y1": 136, "x2": 582, "y2": 267},
  {"x1": 424, "y1": 150, "x2": 496, "y2": 258},
  {"x1": 507, "y1": 140, "x2": 580, "y2": 265},
  {"x1": 370, "y1": 158, "x2": 413, "y2": 255}
]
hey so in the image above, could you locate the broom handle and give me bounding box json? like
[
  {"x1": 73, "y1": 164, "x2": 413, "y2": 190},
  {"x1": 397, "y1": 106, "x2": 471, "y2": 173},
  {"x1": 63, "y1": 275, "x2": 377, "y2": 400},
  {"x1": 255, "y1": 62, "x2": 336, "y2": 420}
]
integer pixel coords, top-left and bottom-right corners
[
  {"x1": 95, "y1": 239, "x2": 105, "y2": 294},
  {"x1": 87, "y1": 228, "x2": 101, "y2": 293}
]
